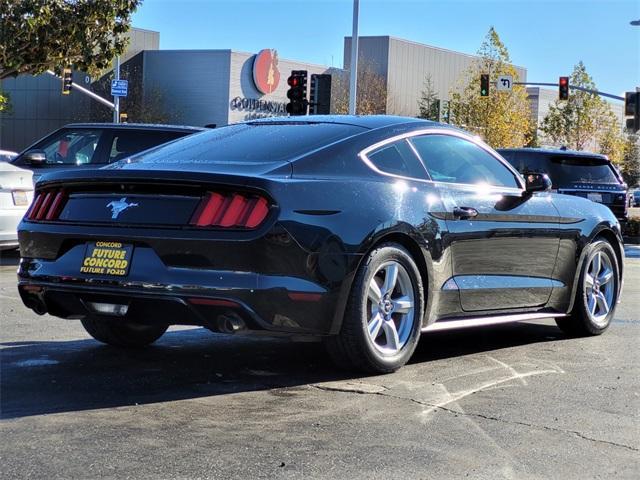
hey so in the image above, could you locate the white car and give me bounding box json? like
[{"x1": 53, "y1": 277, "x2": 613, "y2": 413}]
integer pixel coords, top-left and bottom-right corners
[
  {"x1": 0, "y1": 149, "x2": 18, "y2": 162},
  {"x1": 0, "y1": 162, "x2": 33, "y2": 250}
]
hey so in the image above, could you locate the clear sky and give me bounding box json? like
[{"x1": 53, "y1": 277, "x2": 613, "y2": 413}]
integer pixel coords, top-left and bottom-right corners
[{"x1": 132, "y1": 0, "x2": 640, "y2": 99}]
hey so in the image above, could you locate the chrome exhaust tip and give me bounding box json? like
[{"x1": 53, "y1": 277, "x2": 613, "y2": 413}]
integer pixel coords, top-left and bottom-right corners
[{"x1": 217, "y1": 312, "x2": 246, "y2": 333}]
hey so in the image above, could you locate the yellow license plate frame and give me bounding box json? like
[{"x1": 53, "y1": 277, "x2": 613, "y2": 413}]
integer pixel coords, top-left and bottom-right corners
[{"x1": 80, "y1": 241, "x2": 133, "y2": 277}]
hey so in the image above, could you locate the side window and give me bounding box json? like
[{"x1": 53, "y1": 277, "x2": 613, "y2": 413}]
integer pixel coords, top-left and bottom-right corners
[
  {"x1": 108, "y1": 131, "x2": 186, "y2": 162},
  {"x1": 366, "y1": 140, "x2": 427, "y2": 179},
  {"x1": 410, "y1": 134, "x2": 520, "y2": 188},
  {"x1": 37, "y1": 129, "x2": 103, "y2": 165}
]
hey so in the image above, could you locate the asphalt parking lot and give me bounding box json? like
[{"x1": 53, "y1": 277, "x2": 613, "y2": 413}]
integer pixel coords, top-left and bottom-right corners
[{"x1": 1, "y1": 248, "x2": 638, "y2": 479}]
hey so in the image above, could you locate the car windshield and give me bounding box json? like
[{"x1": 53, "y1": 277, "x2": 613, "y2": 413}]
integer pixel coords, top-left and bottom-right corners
[{"x1": 19, "y1": 129, "x2": 104, "y2": 166}]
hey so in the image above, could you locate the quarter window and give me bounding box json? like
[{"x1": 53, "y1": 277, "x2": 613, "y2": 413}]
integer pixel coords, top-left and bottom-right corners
[
  {"x1": 366, "y1": 140, "x2": 427, "y2": 179},
  {"x1": 410, "y1": 134, "x2": 519, "y2": 188}
]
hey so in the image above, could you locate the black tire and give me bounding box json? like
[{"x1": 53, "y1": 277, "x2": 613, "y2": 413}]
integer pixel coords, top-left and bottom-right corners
[
  {"x1": 325, "y1": 243, "x2": 424, "y2": 373},
  {"x1": 556, "y1": 239, "x2": 620, "y2": 336},
  {"x1": 81, "y1": 316, "x2": 168, "y2": 347}
]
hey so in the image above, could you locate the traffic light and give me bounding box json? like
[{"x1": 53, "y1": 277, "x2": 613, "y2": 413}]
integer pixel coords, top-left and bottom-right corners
[
  {"x1": 558, "y1": 76, "x2": 569, "y2": 100},
  {"x1": 624, "y1": 91, "x2": 640, "y2": 133},
  {"x1": 309, "y1": 74, "x2": 332, "y2": 115},
  {"x1": 62, "y1": 68, "x2": 72, "y2": 95},
  {"x1": 286, "y1": 70, "x2": 308, "y2": 116},
  {"x1": 480, "y1": 74, "x2": 489, "y2": 97}
]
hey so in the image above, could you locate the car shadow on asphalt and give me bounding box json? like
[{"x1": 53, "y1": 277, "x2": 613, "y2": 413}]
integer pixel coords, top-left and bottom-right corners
[{"x1": 0, "y1": 321, "x2": 568, "y2": 420}]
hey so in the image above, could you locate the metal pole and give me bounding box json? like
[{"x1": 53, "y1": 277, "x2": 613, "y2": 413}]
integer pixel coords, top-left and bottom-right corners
[
  {"x1": 46, "y1": 70, "x2": 115, "y2": 109},
  {"x1": 348, "y1": 0, "x2": 359, "y2": 115},
  {"x1": 512, "y1": 81, "x2": 625, "y2": 101},
  {"x1": 113, "y1": 56, "x2": 120, "y2": 123}
]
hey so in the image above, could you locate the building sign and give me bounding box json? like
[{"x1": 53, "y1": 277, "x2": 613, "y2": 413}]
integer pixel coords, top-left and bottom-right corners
[
  {"x1": 230, "y1": 96, "x2": 287, "y2": 120},
  {"x1": 253, "y1": 49, "x2": 280, "y2": 95}
]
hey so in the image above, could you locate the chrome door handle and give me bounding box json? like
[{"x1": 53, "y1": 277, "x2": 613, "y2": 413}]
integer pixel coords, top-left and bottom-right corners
[{"x1": 453, "y1": 206, "x2": 478, "y2": 219}]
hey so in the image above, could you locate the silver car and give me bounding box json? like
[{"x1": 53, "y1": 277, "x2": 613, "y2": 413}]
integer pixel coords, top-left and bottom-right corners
[
  {"x1": 0, "y1": 162, "x2": 33, "y2": 249},
  {"x1": 0, "y1": 149, "x2": 18, "y2": 163}
]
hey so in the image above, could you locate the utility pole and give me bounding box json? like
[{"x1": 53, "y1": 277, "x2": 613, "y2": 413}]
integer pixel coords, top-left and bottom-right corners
[
  {"x1": 113, "y1": 56, "x2": 120, "y2": 123},
  {"x1": 348, "y1": 0, "x2": 359, "y2": 115}
]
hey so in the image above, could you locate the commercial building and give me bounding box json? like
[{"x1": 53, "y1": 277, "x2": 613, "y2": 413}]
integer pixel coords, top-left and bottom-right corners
[
  {"x1": 343, "y1": 35, "x2": 527, "y2": 117},
  {"x1": 119, "y1": 49, "x2": 332, "y2": 128}
]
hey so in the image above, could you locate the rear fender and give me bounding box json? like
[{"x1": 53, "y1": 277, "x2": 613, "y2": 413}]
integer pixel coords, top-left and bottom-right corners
[
  {"x1": 327, "y1": 222, "x2": 438, "y2": 335},
  {"x1": 566, "y1": 223, "x2": 624, "y2": 313}
]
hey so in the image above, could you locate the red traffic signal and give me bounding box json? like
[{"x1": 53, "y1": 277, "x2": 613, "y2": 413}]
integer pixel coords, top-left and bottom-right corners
[
  {"x1": 286, "y1": 70, "x2": 308, "y2": 116},
  {"x1": 559, "y1": 76, "x2": 569, "y2": 100},
  {"x1": 287, "y1": 76, "x2": 299, "y2": 87}
]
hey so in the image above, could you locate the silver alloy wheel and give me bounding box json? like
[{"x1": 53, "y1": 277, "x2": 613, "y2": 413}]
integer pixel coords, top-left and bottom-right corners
[
  {"x1": 584, "y1": 251, "x2": 615, "y2": 326},
  {"x1": 366, "y1": 261, "x2": 415, "y2": 355}
]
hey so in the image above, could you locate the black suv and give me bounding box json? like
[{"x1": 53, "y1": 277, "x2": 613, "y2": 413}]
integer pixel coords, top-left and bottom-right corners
[
  {"x1": 12, "y1": 123, "x2": 204, "y2": 183},
  {"x1": 498, "y1": 148, "x2": 628, "y2": 221}
]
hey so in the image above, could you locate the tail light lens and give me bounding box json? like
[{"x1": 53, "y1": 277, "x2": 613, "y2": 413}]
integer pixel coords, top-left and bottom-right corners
[
  {"x1": 190, "y1": 192, "x2": 270, "y2": 229},
  {"x1": 26, "y1": 189, "x2": 67, "y2": 221}
]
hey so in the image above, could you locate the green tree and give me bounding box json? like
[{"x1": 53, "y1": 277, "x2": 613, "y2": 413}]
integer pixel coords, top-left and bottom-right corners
[
  {"x1": 417, "y1": 75, "x2": 440, "y2": 121},
  {"x1": 331, "y1": 62, "x2": 387, "y2": 115},
  {"x1": 448, "y1": 27, "x2": 531, "y2": 148},
  {"x1": 0, "y1": 89, "x2": 10, "y2": 113},
  {"x1": 598, "y1": 110, "x2": 626, "y2": 164},
  {"x1": 621, "y1": 133, "x2": 640, "y2": 187},
  {"x1": 0, "y1": 0, "x2": 141, "y2": 80},
  {"x1": 540, "y1": 61, "x2": 609, "y2": 150}
]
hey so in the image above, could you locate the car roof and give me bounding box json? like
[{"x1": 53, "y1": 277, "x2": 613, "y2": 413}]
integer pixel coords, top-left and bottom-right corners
[
  {"x1": 63, "y1": 123, "x2": 206, "y2": 133},
  {"x1": 244, "y1": 115, "x2": 442, "y2": 130},
  {"x1": 497, "y1": 147, "x2": 608, "y2": 160}
]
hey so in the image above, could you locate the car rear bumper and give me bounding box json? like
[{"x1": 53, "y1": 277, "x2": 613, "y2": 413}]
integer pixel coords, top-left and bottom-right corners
[{"x1": 17, "y1": 243, "x2": 347, "y2": 336}]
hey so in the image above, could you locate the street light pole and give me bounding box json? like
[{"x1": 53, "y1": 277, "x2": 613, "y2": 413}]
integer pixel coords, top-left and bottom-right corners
[
  {"x1": 113, "y1": 56, "x2": 120, "y2": 123},
  {"x1": 348, "y1": 0, "x2": 359, "y2": 115}
]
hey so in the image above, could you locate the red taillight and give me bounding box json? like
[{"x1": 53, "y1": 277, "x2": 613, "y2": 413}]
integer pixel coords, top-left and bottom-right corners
[
  {"x1": 190, "y1": 191, "x2": 270, "y2": 229},
  {"x1": 27, "y1": 189, "x2": 67, "y2": 221}
]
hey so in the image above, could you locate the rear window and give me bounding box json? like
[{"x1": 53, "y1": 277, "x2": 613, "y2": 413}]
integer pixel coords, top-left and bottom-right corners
[
  {"x1": 508, "y1": 152, "x2": 620, "y2": 186},
  {"x1": 121, "y1": 123, "x2": 365, "y2": 165}
]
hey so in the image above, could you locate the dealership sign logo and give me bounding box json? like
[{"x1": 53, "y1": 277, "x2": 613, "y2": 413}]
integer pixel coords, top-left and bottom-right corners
[{"x1": 253, "y1": 49, "x2": 280, "y2": 95}]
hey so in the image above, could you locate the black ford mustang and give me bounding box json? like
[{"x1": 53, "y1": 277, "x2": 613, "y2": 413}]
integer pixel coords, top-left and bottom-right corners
[{"x1": 17, "y1": 116, "x2": 624, "y2": 373}]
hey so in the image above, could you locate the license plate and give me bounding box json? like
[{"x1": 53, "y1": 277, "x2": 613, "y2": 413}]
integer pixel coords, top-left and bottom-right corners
[
  {"x1": 80, "y1": 241, "x2": 133, "y2": 277},
  {"x1": 587, "y1": 193, "x2": 603, "y2": 203},
  {"x1": 12, "y1": 190, "x2": 28, "y2": 206}
]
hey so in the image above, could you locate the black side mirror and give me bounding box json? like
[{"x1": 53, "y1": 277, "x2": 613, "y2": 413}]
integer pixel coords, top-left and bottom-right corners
[
  {"x1": 22, "y1": 150, "x2": 47, "y2": 166},
  {"x1": 525, "y1": 172, "x2": 552, "y2": 193}
]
